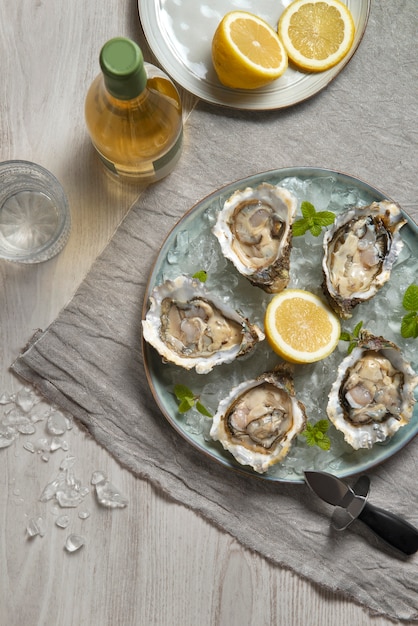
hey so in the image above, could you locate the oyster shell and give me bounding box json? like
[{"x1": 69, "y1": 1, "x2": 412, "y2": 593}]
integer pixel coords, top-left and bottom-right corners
[
  {"x1": 327, "y1": 330, "x2": 418, "y2": 449},
  {"x1": 142, "y1": 274, "x2": 264, "y2": 374},
  {"x1": 210, "y1": 364, "x2": 307, "y2": 473},
  {"x1": 213, "y1": 183, "x2": 297, "y2": 293},
  {"x1": 322, "y1": 201, "x2": 406, "y2": 318}
]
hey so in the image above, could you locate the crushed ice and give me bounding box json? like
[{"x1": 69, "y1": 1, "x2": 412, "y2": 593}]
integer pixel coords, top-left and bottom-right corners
[
  {"x1": 64, "y1": 534, "x2": 85, "y2": 553},
  {"x1": 91, "y1": 471, "x2": 128, "y2": 508},
  {"x1": 26, "y1": 516, "x2": 46, "y2": 538},
  {"x1": 0, "y1": 386, "x2": 72, "y2": 454},
  {"x1": 2, "y1": 385, "x2": 128, "y2": 552}
]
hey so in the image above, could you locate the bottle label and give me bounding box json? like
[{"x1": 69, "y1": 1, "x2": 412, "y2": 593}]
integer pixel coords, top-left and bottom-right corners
[
  {"x1": 153, "y1": 128, "x2": 183, "y2": 173},
  {"x1": 94, "y1": 127, "x2": 183, "y2": 181},
  {"x1": 97, "y1": 151, "x2": 118, "y2": 174}
]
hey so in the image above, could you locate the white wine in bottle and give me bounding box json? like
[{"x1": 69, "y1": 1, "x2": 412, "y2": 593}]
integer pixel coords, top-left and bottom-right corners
[{"x1": 85, "y1": 37, "x2": 183, "y2": 184}]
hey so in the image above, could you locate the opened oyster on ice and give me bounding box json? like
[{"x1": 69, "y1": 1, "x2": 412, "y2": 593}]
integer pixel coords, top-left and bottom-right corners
[
  {"x1": 142, "y1": 274, "x2": 264, "y2": 374},
  {"x1": 322, "y1": 201, "x2": 406, "y2": 318},
  {"x1": 213, "y1": 183, "x2": 297, "y2": 293},
  {"x1": 327, "y1": 329, "x2": 418, "y2": 450},
  {"x1": 210, "y1": 365, "x2": 307, "y2": 473}
]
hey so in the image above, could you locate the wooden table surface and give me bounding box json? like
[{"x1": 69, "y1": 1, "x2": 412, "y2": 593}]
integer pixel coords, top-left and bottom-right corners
[{"x1": 0, "y1": 1, "x2": 408, "y2": 624}]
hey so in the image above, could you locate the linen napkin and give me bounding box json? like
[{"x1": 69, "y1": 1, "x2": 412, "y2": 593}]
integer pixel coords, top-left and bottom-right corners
[{"x1": 12, "y1": 2, "x2": 418, "y2": 621}]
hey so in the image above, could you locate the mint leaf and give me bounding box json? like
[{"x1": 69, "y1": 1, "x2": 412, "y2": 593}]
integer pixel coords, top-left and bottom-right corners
[
  {"x1": 315, "y1": 419, "x2": 329, "y2": 434},
  {"x1": 401, "y1": 312, "x2": 418, "y2": 339},
  {"x1": 310, "y1": 223, "x2": 323, "y2": 237},
  {"x1": 292, "y1": 219, "x2": 310, "y2": 237},
  {"x1": 315, "y1": 211, "x2": 336, "y2": 227},
  {"x1": 400, "y1": 285, "x2": 418, "y2": 339},
  {"x1": 192, "y1": 270, "x2": 207, "y2": 283},
  {"x1": 352, "y1": 320, "x2": 363, "y2": 337},
  {"x1": 301, "y1": 420, "x2": 331, "y2": 450},
  {"x1": 293, "y1": 201, "x2": 335, "y2": 237},
  {"x1": 178, "y1": 397, "x2": 195, "y2": 413},
  {"x1": 347, "y1": 341, "x2": 357, "y2": 355},
  {"x1": 340, "y1": 321, "x2": 364, "y2": 354},
  {"x1": 174, "y1": 384, "x2": 193, "y2": 401},
  {"x1": 300, "y1": 201, "x2": 316, "y2": 218},
  {"x1": 403, "y1": 284, "x2": 418, "y2": 311},
  {"x1": 173, "y1": 384, "x2": 212, "y2": 417},
  {"x1": 317, "y1": 435, "x2": 331, "y2": 451},
  {"x1": 195, "y1": 401, "x2": 213, "y2": 417}
]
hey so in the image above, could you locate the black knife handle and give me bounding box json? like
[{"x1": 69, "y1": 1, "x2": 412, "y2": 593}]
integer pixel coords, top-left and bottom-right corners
[{"x1": 358, "y1": 502, "x2": 418, "y2": 555}]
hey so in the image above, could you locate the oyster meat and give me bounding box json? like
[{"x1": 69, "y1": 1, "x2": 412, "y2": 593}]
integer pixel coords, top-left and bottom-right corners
[
  {"x1": 322, "y1": 201, "x2": 406, "y2": 318},
  {"x1": 210, "y1": 364, "x2": 307, "y2": 473},
  {"x1": 142, "y1": 274, "x2": 264, "y2": 374},
  {"x1": 213, "y1": 183, "x2": 297, "y2": 293},
  {"x1": 327, "y1": 329, "x2": 418, "y2": 449}
]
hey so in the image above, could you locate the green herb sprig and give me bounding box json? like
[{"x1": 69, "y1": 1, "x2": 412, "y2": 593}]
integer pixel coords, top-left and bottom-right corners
[
  {"x1": 340, "y1": 320, "x2": 363, "y2": 354},
  {"x1": 173, "y1": 384, "x2": 213, "y2": 417},
  {"x1": 301, "y1": 420, "x2": 331, "y2": 451},
  {"x1": 293, "y1": 201, "x2": 336, "y2": 237},
  {"x1": 401, "y1": 284, "x2": 418, "y2": 339}
]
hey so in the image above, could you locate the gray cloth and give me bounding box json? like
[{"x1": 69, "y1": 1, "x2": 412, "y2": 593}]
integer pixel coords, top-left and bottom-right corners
[{"x1": 11, "y1": 2, "x2": 418, "y2": 621}]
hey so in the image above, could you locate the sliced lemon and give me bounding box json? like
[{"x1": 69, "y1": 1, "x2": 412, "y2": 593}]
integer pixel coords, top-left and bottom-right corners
[
  {"x1": 278, "y1": 0, "x2": 355, "y2": 72},
  {"x1": 264, "y1": 289, "x2": 341, "y2": 363},
  {"x1": 212, "y1": 11, "x2": 288, "y2": 90}
]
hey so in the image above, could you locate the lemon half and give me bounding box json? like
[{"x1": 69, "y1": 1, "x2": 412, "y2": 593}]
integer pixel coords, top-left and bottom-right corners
[
  {"x1": 265, "y1": 289, "x2": 341, "y2": 363},
  {"x1": 278, "y1": 0, "x2": 355, "y2": 72},
  {"x1": 212, "y1": 11, "x2": 288, "y2": 90}
]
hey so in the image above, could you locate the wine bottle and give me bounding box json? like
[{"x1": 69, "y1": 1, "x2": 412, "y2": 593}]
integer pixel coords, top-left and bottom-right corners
[{"x1": 85, "y1": 37, "x2": 183, "y2": 184}]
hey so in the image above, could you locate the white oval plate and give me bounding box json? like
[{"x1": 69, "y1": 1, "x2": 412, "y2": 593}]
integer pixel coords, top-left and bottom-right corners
[{"x1": 137, "y1": 0, "x2": 371, "y2": 110}]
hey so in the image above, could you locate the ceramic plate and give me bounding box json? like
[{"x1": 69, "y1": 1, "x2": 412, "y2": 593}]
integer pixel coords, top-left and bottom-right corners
[
  {"x1": 137, "y1": 0, "x2": 371, "y2": 110},
  {"x1": 142, "y1": 167, "x2": 418, "y2": 483}
]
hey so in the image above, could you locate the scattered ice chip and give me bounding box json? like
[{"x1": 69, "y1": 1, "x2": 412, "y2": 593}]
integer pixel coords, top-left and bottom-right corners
[
  {"x1": 40, "y1": 458, "x2": 88, "y2": 509},
  {"x1": 56, "y1": 489, "x2": 83, "y2": 508},
  {"x1": 64, "y1": 534, "x2": 85, "y2": 553},
  {"x1": 78, "y1": 510, "x2": 90, "y2": 520},
  {"x1": 93, "y1": 474, "x2": 128, "y2": 509},
  {"x1": 55, "y1": 515, "x2": 70, "y2": 528},
  {"x1": 15, "y1": 388, "x2": 37, "y2": 413},
  {"x1": 50, "y1": 437, "x2": 68, "y2": 452},
  {"x1": 0, "y1": 427, "x2": 18, "y2": 448},
  {"x1": 91, "y1": 470, "x2": 107, "y2": 485},
  {"x1": 17, "y1": 423, "x2": 36, "y2": 435},
  {"x1": 26, "y1": 516, "x2": 46, "y2": 538},
  {"x1": 60, "y1": 455, "x2": 76, "y2": 470},
  {"x1": 35, "y1": 438, "x2": 50, "y2": 453},
  {"x1": 47, "y1": 411, "x2": 67, "y2": 436},
  {"x1": 0, "y1": 393, "x2": 11, "y2": 405},
  {"x1": 40, "y1": 477, "x2": 61, "y2": 502}
]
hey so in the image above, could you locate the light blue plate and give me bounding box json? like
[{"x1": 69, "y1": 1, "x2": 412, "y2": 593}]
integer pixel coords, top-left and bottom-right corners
[{"x1": 142, "y1": 167, "x2": 418, "y2": 483}]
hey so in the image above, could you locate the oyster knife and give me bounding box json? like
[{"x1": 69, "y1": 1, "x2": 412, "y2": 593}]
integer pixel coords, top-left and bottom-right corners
[{"x1": 304, "y1": 470, "x2": 418, "y2": 555}]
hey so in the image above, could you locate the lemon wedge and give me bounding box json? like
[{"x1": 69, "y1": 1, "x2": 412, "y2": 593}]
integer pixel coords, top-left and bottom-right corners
[
  {"x1": 264, "y1": 289, "x2": 341, "y2": 363},
  {"x1": 212, "y1": 11, "x2": 288, "y2": 90},
  {"x1": 278, "y1": 0, "x2": 355, "y2": 72}
]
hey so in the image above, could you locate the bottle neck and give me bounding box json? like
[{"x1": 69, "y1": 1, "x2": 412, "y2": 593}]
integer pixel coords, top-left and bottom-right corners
[
  {"x1": 99, "y1": 37, "x2": 148, "y2": 100},
  {"x1": 102, "y1": 64, "x2": 147, "y2": 100}
]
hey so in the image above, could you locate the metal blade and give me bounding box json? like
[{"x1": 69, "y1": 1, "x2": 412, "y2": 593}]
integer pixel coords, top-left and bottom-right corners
[{"x1": 304, "y1": 470, "x2": 353, "y2": 507}]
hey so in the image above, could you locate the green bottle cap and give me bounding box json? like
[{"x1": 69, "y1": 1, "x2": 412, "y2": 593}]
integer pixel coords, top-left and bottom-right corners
[{"x1": 100, "y1": 37, "x2": 147, "y2": 100}]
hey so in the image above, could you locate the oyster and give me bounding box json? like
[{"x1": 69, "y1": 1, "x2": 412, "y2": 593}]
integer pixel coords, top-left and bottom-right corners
[
  {"x1": 142, "y1": 274, "x2": 264, "y2": 374},
  {"x1": 210, "y1": 364, "x2": 307, "y2": 473},
  {"x1": 213, "y1": 183, "x2": 297, "y2": 293},
  {"x1": 327, "y1": 330, "x2": 418, "y2": 449},
  {"x1": 322, "y1": 201, "x2": 406, "y2": 318}
]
